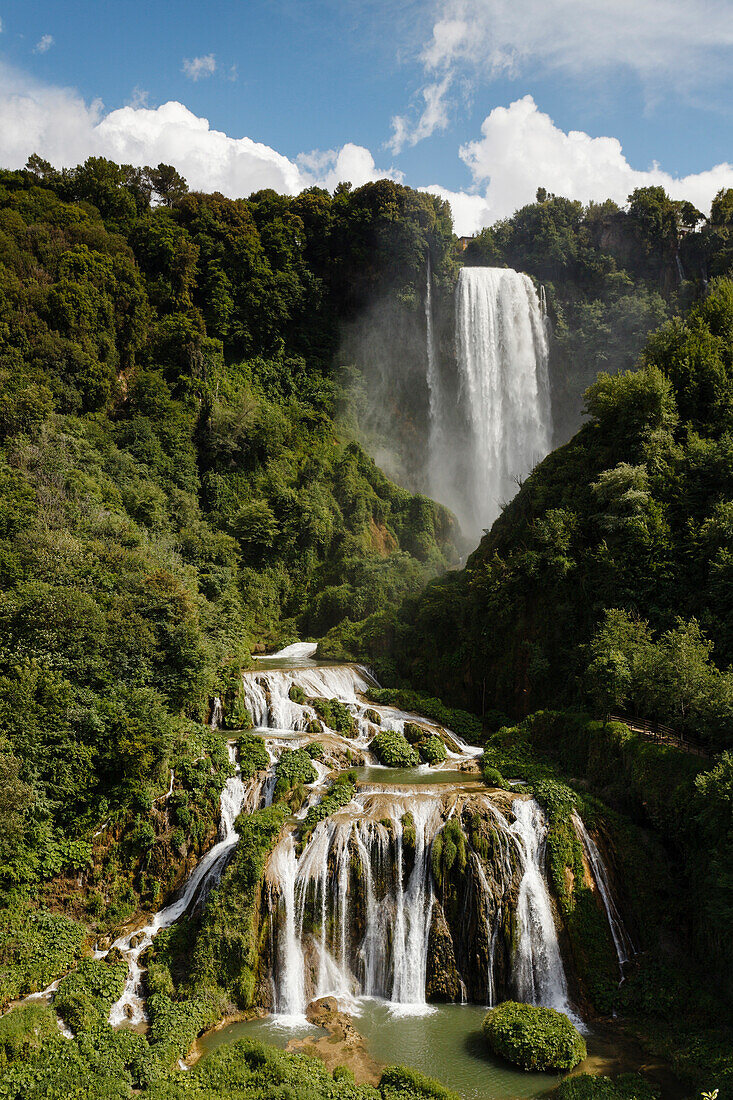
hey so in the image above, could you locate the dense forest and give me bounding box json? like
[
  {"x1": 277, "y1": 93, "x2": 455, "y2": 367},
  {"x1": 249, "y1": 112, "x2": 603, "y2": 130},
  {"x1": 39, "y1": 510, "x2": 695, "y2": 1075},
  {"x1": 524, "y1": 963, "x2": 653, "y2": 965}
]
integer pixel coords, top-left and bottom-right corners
[{"x1": 1, "y1": 154, "x2": 733, "y2": 1099}]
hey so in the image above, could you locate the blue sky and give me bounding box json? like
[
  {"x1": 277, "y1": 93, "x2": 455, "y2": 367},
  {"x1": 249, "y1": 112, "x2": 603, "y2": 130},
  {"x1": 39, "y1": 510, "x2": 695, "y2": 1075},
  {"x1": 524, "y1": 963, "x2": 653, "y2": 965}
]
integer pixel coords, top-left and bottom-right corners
[{"x1": 1, "y1": 0, "x2": 732, "y2": 233}]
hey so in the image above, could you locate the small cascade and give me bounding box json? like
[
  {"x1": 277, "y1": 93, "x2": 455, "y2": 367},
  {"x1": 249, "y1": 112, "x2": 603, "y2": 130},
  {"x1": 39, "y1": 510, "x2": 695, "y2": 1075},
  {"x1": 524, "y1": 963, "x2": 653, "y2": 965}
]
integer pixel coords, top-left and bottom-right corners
[
  {"x1": 253, "y1": 641, "x2": 319, "y2": 662},
  {"x1": 509, "y1": 799, "x2": 575, "y2": 1020},
  {"x1": 241, "y1": 665, "x2": 374, "y2": 731},
  {"x1": 108, "y1": 745, "x2": 251, "y2": 1026},
  {"x1": 573, "y1": 813, "x2": 634, "y2": 972},
  {"x1": 210, "y1": 696, "x2": 224, "y2": 729}
]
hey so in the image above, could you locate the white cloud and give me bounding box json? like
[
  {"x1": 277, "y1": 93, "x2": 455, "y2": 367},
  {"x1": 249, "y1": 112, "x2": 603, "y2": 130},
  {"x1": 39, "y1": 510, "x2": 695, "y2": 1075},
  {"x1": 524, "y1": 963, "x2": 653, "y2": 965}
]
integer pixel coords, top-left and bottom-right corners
[
  {"x1": 389, "y1": 73, "x2": 453, "y2": 153},
  {"x1": 181, "y1": 54, "x2": 216, "y2": 81},
  {"x1": 421, "y1": 184, "x2": 491, "y2": 236},
  {"x1": 34, "y1": 34, "x2": 54, "y2": 54},
  {"x1": 395, "y1": 0, "x2": 733, "y2": 148},
  {"x1": 421, "y1": 95, "x2": 733, "y2": 235},
  {"x1": 298, "y1": 143, "x2": 402, "y2": 191},
  {"x1": 0, "y1": 66, "x2": 395, "y2": 198}
]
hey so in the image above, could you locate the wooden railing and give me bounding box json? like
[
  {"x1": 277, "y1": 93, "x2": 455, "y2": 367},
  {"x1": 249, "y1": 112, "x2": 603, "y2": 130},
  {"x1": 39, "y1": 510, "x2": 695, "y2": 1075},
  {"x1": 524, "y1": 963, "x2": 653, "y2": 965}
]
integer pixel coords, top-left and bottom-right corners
[{"x1": 607, "y1": 715, "x2": 711, "y2": 759}]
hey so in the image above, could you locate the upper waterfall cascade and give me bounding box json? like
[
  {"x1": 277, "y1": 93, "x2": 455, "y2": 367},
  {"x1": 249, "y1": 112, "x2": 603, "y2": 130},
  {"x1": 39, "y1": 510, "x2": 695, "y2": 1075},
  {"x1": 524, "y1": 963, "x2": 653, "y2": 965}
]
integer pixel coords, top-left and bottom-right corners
[{"x1": 426, "y1": 266, "x2": 552, "y2": 540}]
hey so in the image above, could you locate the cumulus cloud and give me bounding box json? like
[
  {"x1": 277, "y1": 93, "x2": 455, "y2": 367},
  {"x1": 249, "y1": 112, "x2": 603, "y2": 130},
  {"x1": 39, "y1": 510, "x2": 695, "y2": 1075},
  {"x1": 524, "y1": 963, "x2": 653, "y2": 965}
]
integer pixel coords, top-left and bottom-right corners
[
  {"x1": 0, "y1": 65, "x2": 395, "y2": 198},
  {"x1": 417, "y1": 96, "x2": 733, "y2": 235},
  {"x1": 182, "y1": 54, "x2": 216, "y2": 81},
  {"x1": 34, "y1": 34, "x2": 54, "y2": 54},
  {"x1": 298, "y1": 143, "x2": 402, "y2": 191},
  {"x1": 395, "y1": 0, "x2": 733, "y2": 148},
  {"x1": 459, "y1": 95, "x2": 733, "y2": 221}
]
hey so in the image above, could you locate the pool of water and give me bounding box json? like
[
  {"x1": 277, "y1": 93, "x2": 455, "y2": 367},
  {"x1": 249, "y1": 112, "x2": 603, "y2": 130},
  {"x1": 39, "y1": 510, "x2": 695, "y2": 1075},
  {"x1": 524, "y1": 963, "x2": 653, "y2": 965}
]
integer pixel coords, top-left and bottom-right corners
[
  {"x1": 198, "y1": 1002, "x2": 558, "y2": 1099},
  {"x1": 352, "y1": 766, "x2": 483, "y2": 787}
]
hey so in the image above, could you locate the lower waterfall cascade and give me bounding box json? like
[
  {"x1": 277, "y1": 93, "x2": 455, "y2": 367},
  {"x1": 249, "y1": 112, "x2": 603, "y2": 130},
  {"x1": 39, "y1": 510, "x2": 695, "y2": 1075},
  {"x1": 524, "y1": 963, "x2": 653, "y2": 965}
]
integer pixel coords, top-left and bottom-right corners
[{"x1": 33, "y1": 655, "x2": 632, "y2": 1040}]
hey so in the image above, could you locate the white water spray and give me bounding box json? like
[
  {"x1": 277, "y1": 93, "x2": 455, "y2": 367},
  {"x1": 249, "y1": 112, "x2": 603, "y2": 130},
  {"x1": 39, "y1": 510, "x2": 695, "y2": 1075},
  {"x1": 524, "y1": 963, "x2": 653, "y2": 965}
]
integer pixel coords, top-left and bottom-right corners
[{"x1": 429, "y1": 267, "x2": 552, "y2": 539}]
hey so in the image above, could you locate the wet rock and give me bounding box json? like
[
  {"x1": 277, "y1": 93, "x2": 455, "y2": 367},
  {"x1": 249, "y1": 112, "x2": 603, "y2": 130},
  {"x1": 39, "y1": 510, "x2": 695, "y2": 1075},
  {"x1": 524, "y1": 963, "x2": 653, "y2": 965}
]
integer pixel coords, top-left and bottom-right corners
[
  {"x1": 130, "y1": 932, "x2": 146, "y2": 949},
  {"x1": 124, "y1": 1004, "x2": 135, "y2": 1019},
  {"x1": 286, "y1": 997, "x2": 382, "y2": 1085},
  {"x1": 426, "y1": 900, "x2": 463, "y2": 1001}
]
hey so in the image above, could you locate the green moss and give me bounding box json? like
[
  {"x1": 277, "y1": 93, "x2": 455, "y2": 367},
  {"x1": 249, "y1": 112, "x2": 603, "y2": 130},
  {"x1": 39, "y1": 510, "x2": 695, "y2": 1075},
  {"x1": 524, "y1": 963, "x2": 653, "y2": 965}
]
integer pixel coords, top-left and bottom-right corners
[
  {"x1": 188, "y1": 803, "x2": 288, "y2": 1006},
  {"x1": 483, "y1": 1002, "x2": 587, "y2": 1072}
]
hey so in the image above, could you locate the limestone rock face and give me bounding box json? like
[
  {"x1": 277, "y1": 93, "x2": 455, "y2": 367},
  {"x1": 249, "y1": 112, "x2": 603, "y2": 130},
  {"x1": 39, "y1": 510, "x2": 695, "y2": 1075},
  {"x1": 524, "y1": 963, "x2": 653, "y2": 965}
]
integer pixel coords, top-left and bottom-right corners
[{"x1": 426, "y1": 899, "x2": 463, "y2": 1001}]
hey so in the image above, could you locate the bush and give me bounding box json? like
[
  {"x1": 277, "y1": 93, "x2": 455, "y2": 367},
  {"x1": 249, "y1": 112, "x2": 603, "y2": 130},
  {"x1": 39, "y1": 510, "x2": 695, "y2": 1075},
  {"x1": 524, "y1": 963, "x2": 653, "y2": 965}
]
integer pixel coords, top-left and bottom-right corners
[
  {"x1": 305, "y1": 741, "x2": 324, "y2": 759},
  {"x1": 311, "y1": 697, "x2": 357, "y2": 736},
  {"x1": 482, "y1": 765, "x2": 506, "y2": 787},
  {"x1": 417, "y1": 734, "x2": 447, "y2": 765},
  {"x1": 238, "y1": 733, "x2": 269, "y2": 780},
  {"x1": 370, "y1": 729, "x2": 420, "y2": 768},
  {"x1": 551, "y1": 1073, "x2": 660, "y2": 1099},
  {"x1": 482, "y1": 1001, "x2": 587, "y2": 1072},
  {"x1": 274, "y1": 748, "x2": 316, "y2": 799}
]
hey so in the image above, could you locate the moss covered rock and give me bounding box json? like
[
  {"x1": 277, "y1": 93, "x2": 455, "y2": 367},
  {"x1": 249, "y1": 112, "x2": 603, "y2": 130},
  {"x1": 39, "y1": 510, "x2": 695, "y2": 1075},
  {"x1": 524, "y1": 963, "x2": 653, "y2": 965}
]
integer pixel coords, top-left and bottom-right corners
[{"x1": 482, "y1": 1001, "x2": 586, "y2": 1072}]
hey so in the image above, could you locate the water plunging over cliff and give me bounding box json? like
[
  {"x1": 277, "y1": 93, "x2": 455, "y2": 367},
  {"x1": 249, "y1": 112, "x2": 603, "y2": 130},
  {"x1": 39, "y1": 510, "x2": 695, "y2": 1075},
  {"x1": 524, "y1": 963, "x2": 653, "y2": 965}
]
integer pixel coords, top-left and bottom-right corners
[{"x1": 427, "y1": 266, "x2": 552, "y2": 540}]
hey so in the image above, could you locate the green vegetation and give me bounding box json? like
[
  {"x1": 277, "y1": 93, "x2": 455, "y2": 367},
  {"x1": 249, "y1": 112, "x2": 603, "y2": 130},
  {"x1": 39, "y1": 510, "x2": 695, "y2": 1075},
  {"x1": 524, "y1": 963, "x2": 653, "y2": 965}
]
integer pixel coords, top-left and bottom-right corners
[
  {"x1": 310, "y1": 696, "x2": 357, "y2": 735},
  {"x1": 273, "y1": 747, "x2": 316, "y2": 800},
  {"x1": 482, "y1": 1001, "x2": 587, "y2": 1072},
  {"x1": 366, "y1": 688, "x2": 482, "y2": 740},
  {"x1": 370, "y1": 729, "x2": 420, "y2": 768},
  {"x1": 551, "y1": 1075, "x2": 660, "y2": 1099},
  {"x1": 237, "y1": 733, "x2": 269, "y2": 780},
  {"x1": 299, "y1": 773, "x2": 357, "y2": 845}
]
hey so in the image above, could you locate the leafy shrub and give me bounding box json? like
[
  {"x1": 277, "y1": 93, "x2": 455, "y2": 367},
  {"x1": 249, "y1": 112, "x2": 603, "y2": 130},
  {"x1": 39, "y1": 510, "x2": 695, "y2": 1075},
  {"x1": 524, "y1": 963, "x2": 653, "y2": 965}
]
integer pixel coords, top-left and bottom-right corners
[
  {"x1": 417, "y1": 734, "x2": 447, "y2": 765},
  {"x1": 274, "y1": 748, "x2": 316, "y2": 799},
  {"x1": 482, "y1": 1001, "x2": 587, "y2": 1072},
  {"x1": 370, "y1": 729, "x2": 420, "y2": 768},
  {"x1": 288, "y1": 684, "x2": 306, "y2": 704},
  {"x1": 305, "y1": 741, "x2": 324, "y2": 759},
  {"x1": 551, "y1": 1073, "x2": 660, "y2": 1099},
  {"x1": 311, "y1": 697, "x2": 357, "y2": 736},
  {"x1": 482, "y1": 765, "x2": 506, "y2": 787},
  {"x1": 300, "y1": 775, "x2": 356, "y2": 844},
  {"x1": 237, "y1": 733, "x2": 269, "y2": 780}
]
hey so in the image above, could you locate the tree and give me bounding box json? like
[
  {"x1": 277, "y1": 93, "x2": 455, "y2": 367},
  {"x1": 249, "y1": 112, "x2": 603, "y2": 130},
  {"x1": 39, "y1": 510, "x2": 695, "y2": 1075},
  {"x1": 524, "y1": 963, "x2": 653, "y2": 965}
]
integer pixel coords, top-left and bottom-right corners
[{"x1": 145, "y1": 163, "x2": 188, "y2": 207}]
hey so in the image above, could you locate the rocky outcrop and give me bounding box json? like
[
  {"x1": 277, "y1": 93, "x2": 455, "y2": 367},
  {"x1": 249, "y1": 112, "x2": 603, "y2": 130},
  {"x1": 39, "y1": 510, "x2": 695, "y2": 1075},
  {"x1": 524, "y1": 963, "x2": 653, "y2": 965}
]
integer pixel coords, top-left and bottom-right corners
[{"x1": 426, "y1": 900, "x2": 463, "y2": 1001}]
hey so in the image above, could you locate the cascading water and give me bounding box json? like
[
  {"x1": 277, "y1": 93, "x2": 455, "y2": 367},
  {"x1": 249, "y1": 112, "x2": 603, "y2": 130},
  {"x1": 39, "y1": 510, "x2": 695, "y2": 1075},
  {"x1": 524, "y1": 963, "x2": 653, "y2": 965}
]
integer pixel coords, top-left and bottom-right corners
[
  {"x1": 241, "y1": 665, "x2": 375, "y2": 731},
  {"x1": 509, "y1": 798, "x2": 575, "y2": 1020},
  {"x1": 573, "y1": 812, "x2": 634, "y2": 973},
  {"x1": 107, "y1": 745, "x2": 249, "y2": 1025},
  {"x1": 427, "y1": 267, "x2": 552, "y2": 540},
  {"x1": 268, "y1": 791, "x2": 442, "y2": 1018}
]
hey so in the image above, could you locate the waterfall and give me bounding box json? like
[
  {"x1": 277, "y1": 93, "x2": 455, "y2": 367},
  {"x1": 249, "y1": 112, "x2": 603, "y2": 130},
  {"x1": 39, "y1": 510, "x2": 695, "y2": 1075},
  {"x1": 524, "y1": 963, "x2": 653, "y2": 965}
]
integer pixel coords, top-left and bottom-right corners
[
  {"x1": 268, "y1": 791, "x2": 442, "y2": 1018},
  {"x1": 509, "y1": 799, "x2": 576, "y2": 1021},
  {"x1": 425, "y1": 255, "x2": 443, "y2": 494},
  {"x1": 573, "y1": 813, "x2": 634, "y2": 973},
  {"x1": 108, "y1": 745, "x2": 250, "y2": 1026},
  {"x1": 429, "y1": 267, "x2": 552, "y2": 540},
  {"x1": 241, "y1": 665, "x2": 374, "y2": 731}
]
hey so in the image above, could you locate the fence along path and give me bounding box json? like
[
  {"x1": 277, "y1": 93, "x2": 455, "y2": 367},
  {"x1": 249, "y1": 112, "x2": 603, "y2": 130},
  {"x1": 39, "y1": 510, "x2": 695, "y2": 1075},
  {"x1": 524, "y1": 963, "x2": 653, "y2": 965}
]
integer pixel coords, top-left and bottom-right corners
[{"x1": 608, "y1": 715, "x2": 712, "y2": 759}]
